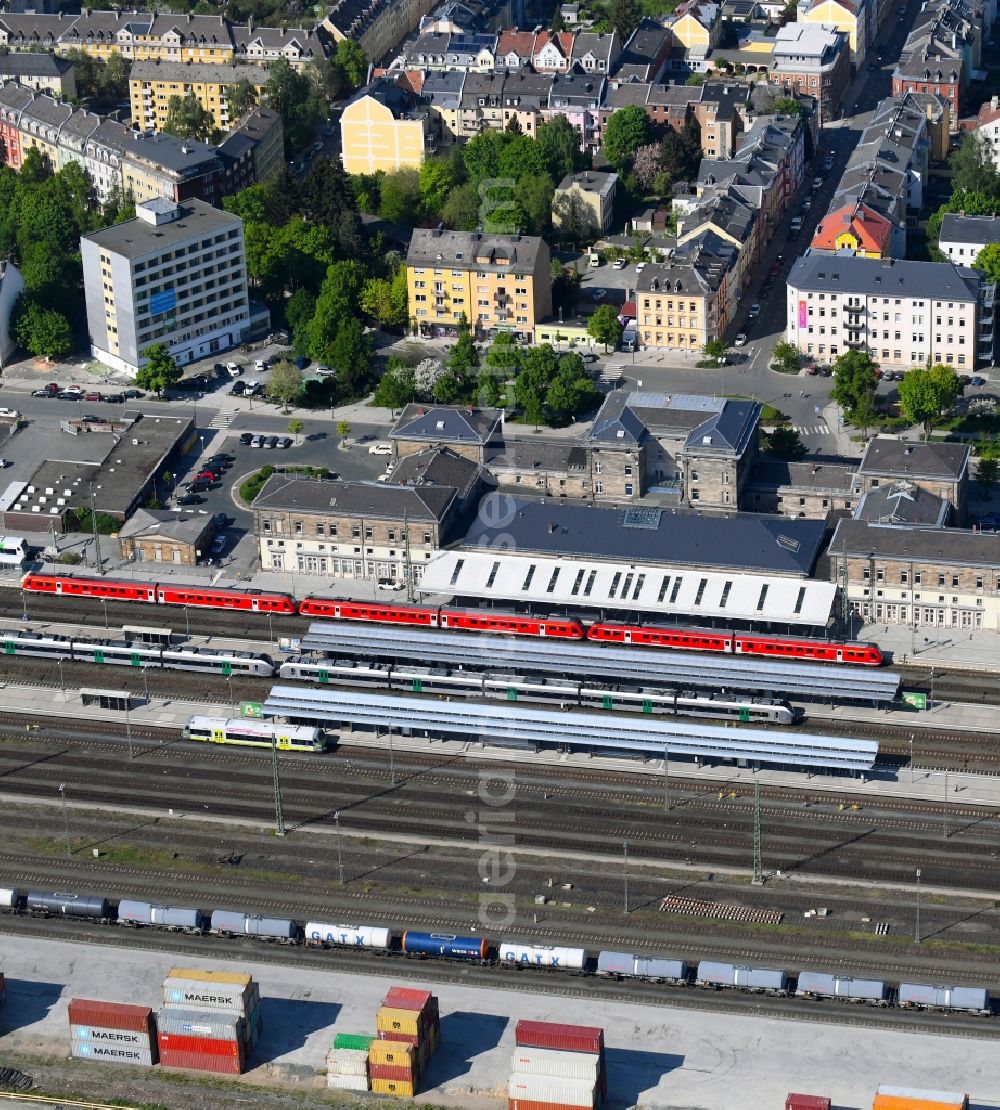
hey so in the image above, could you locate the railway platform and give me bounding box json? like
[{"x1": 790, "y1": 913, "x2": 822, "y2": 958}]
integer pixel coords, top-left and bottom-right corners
[
  {"x1": 858, "y1": 620, "x2": 1000, "y2": 674},
  {"x1": 1, "y1": 680, "x2": 999, "y2": 817}
]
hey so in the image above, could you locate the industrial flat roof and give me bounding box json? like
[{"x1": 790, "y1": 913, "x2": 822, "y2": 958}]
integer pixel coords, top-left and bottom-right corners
[
  {"x1": 419, "y1": 550, "x2": 836, "y2": 625},
  {"x1": 300, "y1": 624, "x2": 901, "y2": 703},
  {"x1": 263, "y1": 686, "x2": 878, "y2": 772}
]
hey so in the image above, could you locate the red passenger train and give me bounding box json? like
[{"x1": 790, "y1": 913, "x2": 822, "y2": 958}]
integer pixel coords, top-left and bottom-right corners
[{"x1": 19, "y1": 573, "x2": 883, "y2": 665}]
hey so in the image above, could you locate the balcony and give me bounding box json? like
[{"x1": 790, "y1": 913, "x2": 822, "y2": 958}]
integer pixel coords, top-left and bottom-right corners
[{"x1": 845, "y1": 336, "x2": 868, "y2": 348}]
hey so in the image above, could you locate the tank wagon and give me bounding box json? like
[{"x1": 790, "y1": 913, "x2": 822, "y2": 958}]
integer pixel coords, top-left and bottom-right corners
[
  {"x1": 401, "y1": 931, "x2": 488, "y2": 961},
  {"x1": 117, "y1": 900, "x2": 207, "y2": 933},
  {"x1": 898, "y1": 983, "x2": 992, "y2": 1015},
  {"x1": 209, "y1": 910, "x2": 300, "y2": 943},
  {"x1": 497, "y1": 942, "x2": 587, "y2": 971},
  {"x1": 26, "y1": 891, "x2": 111, "y2": 920},
  {"x1": 303, "y1": 923, "x2": 392, "y2": 950},
  {"x1": 696, "y1": 961, "x2": 790, "y2": 995},
  {"x1": 596, "y1": 952, "x2": 689, "y2": 984},
  {"x1": 796, "y1": 972, "x2": 890, "y2": 1005}
]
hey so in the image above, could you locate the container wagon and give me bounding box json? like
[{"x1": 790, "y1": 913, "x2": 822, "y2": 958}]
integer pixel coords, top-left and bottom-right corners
[
  {"x1": 795, "y1": 971, "x2": 890, "y2": 1005},
  {"x1": 401, "y1": 931, "x2": 488, "y2": 961},
  {"x1": 596, "y1": 951, "x2": 688, "y2": 984},
  {"x1": 897, "y1": 983, "x2": 991, "y2": 1016},
  {"x1": 696, "y1": 960, "x2": 789, "y2": 995},
  {"x1": 117, "y1": 900, "x2": 206, "y2": 933},
  {"x1": 209, "y1": 910, "x2": 300, "y2": 943},
  {"x1": 497, "y1": 941, "x2": 586, "y2": 971}
]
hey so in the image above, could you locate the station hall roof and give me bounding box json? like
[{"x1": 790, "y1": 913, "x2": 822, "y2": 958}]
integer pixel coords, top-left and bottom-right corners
[{"x1": 419, "y1": 549, "x2": 836, "y2": 626}]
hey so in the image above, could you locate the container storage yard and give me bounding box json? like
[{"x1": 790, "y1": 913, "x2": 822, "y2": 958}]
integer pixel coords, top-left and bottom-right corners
[
  {"x1": 157, "y1": 968, "x2": 260, "y2": 1075},
  {"x1": 67, "y1": 1000, "x2": 157, "y2": 1066}
]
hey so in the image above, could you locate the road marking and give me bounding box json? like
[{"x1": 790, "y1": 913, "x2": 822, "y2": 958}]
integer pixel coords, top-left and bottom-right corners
[{"x1": 793, "y1": 425, "x2": 831, "y2": 436}]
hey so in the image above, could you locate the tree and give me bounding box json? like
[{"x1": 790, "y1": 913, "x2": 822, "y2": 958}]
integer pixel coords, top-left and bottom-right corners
[
  {"x1": 162, "y1": 93, "x2": 218, "y2": 143},
  {"x1": 950, "y1": 133, "x2": 1000, "y2": 199},
  {"x1": 552, "y1": 191, "x2": 597, "y2": 241},
  {"x1": 135, "y1": 342, "x2": 181, "y2": 395},
  {"x1": 63, "y1": 49, "x2": 101, "y2": 99},
  {"x1": 419, "y1": 158, "x2": 460, "y2": 217},
  {"x1": 379, "y1": 168, "x2": 422, "y2": 224},
  {"x1": 609, "y1": 0, "x2": 640, "y2": 39},
  {"x1": 685, "y1": 73, "x2": 706, "y2": 86},
  {"x1": 263, "y1": 58, "x2": 326, "y2": 157},
  {"x1": 476, "y1": 369, "x2": 507, "y2": 408},
  {"x1": 448, "y1": 317, "x2": 480, "y2": 375},
  {"x1": 372, "y1": 360, "x2": 416, "y2": 412},
  {"x1": 603, "y1": 106, "x2": 652, "y2": 171},
  {"x1": 486, "y1": 330, "x2": 522, "y2": 375},
  {"x1": 519, "y1": 174, "x2": 555, "y2": 236},
  {"x1": 336, "y1": 420, "x2": 351, "y2": 442},
  {"x1": 287, "y1": 417, "x2": 304, "y2": 444},
  {"x1": 497, "y1": 134, "x2": 549, "y2": 181},
  {"x1": 19, "y1": 147, "x2": 51, "y2": 186},
  {"x1": 360, "y1": 270, "x2": 408, "y2": 329},
  {"x1": 588, "y1": 304, "x2": 622, "y2": 351},
  {"x1": 975, "y1": 242, "x2": 1000, "y2": 285},
  {"x1": 978, "y1": 456, "x2": 1000, "y2": 499},
  {"x1": 442, "y1": 182, "x2": 480, "y2": 230},
  {"x1": 13, "y1": 298, "x2": 71, "y2": 360},
  {"x1": 632, "y1": 143, "x2": 661, "y2": 192},
  {"x1": 537, "y1": 114, "x2": 584, "y2": 182},
  {"x1": 831, "y1": 349, "x2": 879, "y2": 414},
  {"x1": 335, "y1": 38, "x2": 368, "y2": 90},
  {"x1": 330, "y1": 317, "x2": 374, "y2": 396},
  {"x1": 703, "y1": 338, "x2": 728, "y2": 364},
  {"x1": 762, "y1": 426, "x2": 807, "y2": 461},
  {"x1": 770, "y1": 97, "x2": 805, "y2": 118},
  {"x1": 852, "y1": 390, "x2": 877, "y2": 439},
  {"x1": 100, "y1": 53, "x2": 130, "y2": 99},
  {"x1": 898, "y1": 364, "x2": 965, "y2": 440},
  {"x1": 266, "y1": 362, "x2": 305, "y2": 411},
  {"x1": 770, "y1": 340, "x2": 801, "y2": 374},
  {"x1": 226, "y1": 79, "x2": 257, "y2": 122},
  {"x1": 286, "y1": 288, "x2": 317, "y2": 354}
]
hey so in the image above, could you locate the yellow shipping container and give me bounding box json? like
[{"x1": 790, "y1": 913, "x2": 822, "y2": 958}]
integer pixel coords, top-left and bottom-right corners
[
  {"x1": 166, "y1": 968, "x2": 253, "y2": 987},
  {"x1": 376, "y1": 1007, "x2": 424, "y2": 1038},
  {"x1": 369, "y1": 1040, "x2": 416, "y2": 1067},
  {"x1": 371, "y1": 1077, "x2": 417, "y2": 1098}
]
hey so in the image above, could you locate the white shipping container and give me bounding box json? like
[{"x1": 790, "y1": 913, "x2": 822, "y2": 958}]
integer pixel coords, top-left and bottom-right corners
[
  {"x1": 326, "y1": 1049, "x2": 369, "y2": 1077},
  {"x1": 508, "y1": 1074, "x2": 597, "y2": 1108},
  {"x1": 162, "y1": 978, "x2": 258, "y2": 1015},
  {"x1": 327, "y1": 1073, "x2": 369, "y2": 1091},
  {"x1": 70, "y1": 1025, "x2": 154, "y2": 1050},
  {"x1": 511, "y1": 1046, "x2": 600, "y2": 1081},
  {"x1": 71, "y1": 1041, "x2": 154, "y2": 1066}
]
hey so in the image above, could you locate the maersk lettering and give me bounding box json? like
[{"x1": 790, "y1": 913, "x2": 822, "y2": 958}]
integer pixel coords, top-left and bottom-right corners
[
  {"x1": 91, "y1": 1030, "x2": 141, "y2": 1043},
  {"x1": 93, "y1": 1046, "x2": 143, "y2": 1060},
  {"x1": 181, "y1": 992, "x2": 235, "y2": 1004}
]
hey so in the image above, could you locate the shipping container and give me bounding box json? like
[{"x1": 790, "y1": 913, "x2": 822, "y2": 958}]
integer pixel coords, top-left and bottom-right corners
[
  {"x1": 333, "y1": 1033, "x2": 376, "y2": 1052},
  {"x1": 787, "y1": 1095, "x2": 832, "y2": 1110},
  {"x1": 498, "y1": 941, "x2": 587, "y2": 971},
  {"x1": 370, "y1": 1077, "x2": 417, "y2": 1097},
  {"x1": 369, "y1": 1040, "x2": 416, "y2": 1067},
  {"x1": 0, "y1": 888, "x2": 18, "y2": 909},
  {"x1": 897, "y1": 983, "x2": 991, "y2": 1015},
  {"x1": 328, "y1": 1074, "x2": 369, "y2": 1091},
  {"x1": 511, "y1": 1047, "x2": 601, "y2": 1081},
  {"x1": 157, "y1": 1009, "x2": 247, "y2": 1043},
  {"x1": 508, "y1": 1101, "x2": 603, "y2": 1110},
  {"x1": 796, "y1": 972, "x2": 889, "y2": 1005},
  {"x1": 157, "y1": 1033, "x2": 242, "y2": 1058},
  {"x1": 118, "y1": 901, "x2": 206, "y2": 933},
  {"x1": 304, "y1": 922, "x2": 391, "y2": 949},
  {"x1": 68, "y1": 1000, "x2": 154, "y2": 1034},
  {"x1": 873, "y1": 1087, "x2": 968, "y2": 1110},
  {"x1": 70, "y1": 1026, "x2": 154, "y2": 1052},
  {"x1": 597, "y1": 951, "x2": 688, "y2": 983},
  {"x1": 326, "y1": 1050, "x2": 369, "y2": 1077},
  {"x1": 515, "y1": 1020, "x2": 604, "y2": 1055},
  {"x1": 209, "y1": 910, "x2": 299, "y2": 942},
  {"x1": 158, "y1": 1047, "x2": 243, "y2": 1076},
  {"x1": 508, "y1": 1074, "x2": 597, "y2": 1108},
  {"x1": 377, "y1": 1029, "x2": 420, "y2": 1048},
  {"x1": 71, "y1": 1040, "x2": 155, "y2": 1066},
  {"x1": 401, "y1": 930, "x2": 488, "y2": 960},
  {"x1": 383, "y1": 986, "x2": 440, "y2": 1027},
  {"x1": 376, "y1": 1006, "x2": 430, "y2": 1039},
  {"x1": 696, "y1": 961, "x2": 789, "y2": 993},
  {"x1": 369, "y1": 1063, "x2": 418, "y2": 1083},
  {"x1": 166, "y1": 968, "x2": 254, "y2": 989},
  {"x1": 162, "y1": 973, "x2": 258, "y2": 1015}
]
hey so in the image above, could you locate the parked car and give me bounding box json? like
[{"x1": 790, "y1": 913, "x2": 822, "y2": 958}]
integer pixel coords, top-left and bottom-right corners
[
  {"x1": 226, "y1": 362, "x2": 242, "y2": 377},
  {"x1": 32, "y1": 388, "x2": 57, "y2": 397},
  {"x1": 580, "y1": 353, "x2": 599, "y2": 364},
  {"x1": 104, "y1": 393, "x2": 125, "y2": 403},
  {"x1": 239, "y1": 432, "x2": 254, "y2": 446},
  {"x1": 83, "y1": 391, "x2": 102, "y2": 402},
  {"x1": 264, "y1": 435, "x2": 279, "y2": 449},
  {"x1": 612, "y1": 258, "x2": 626, "y2": 269},
  {"x1": 185, "y1": 479, "x2": 212, "y2": 493},
  {"x1": 377, "y1": 578, "x2": 405, "y2": 591},
  {"x1": 812, "y1": 177, "x2": 823, "y2": 189},
  {"x1": 175, "y1": 494, "x2": 205, "y2": 506},
  {"x1": 749, "y1": 303, "x2": 761, "y2": 318},
  {"x1": 805, "y1": 365, "x2": 819, "y2": 376},
  {"x1": 0, "y1": 458, "x2": 10, "y2": 468},
  {"x1": 57, "y1": 390, "x2": 81, "y2": 400},
  {"x1": 81, "y1": 415, "x2": 106, "y2": 424},
  {"x1": 195, "y1": 469, "x2": 219, "y2": 482},
  {"x1": 123, "y1": 389, "x2": 144, "y2": 399},
  {"x1": 734, "y1": 334, "x2": 747, "y2": 346},
  {"x1": 212, "y1": 512, "x2": 228, "y2": 528},
  {"x1": 970, "y1": 375, "x2": 986, "y2": 386},
  {"x1": 210, "y1": 535, "x2": 227, "y2": 555},
  {"x1": 368, "y1": 442, "x2": 393, "y2": 455},
  {"x1": 277, "y1": 436, "x2": 293, "y2": 448},
  {"x1": 231, "y1": 381, "x2": 248, "y2": 395},
  {"x1": 251, "y1": 434, "x2": 264, "y2": 447},
  {"x1": 254, "y1": 360, "x2": 266, "y2": 372},
  {"x1": 314, "y1": 366, "x2": 335, "y2": 378}
]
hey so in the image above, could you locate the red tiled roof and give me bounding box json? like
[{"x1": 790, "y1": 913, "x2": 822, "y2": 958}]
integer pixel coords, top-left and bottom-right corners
[
  {"x1": 811, "y1": 202, "x2": 892, "y2": 252},
  {"x1": 497, "y1": 30, "x2": 537, "y2": 57}
]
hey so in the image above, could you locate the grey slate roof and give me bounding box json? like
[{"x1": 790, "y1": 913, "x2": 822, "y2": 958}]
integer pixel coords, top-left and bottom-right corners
[
  {"x1": 461, "y1": 493, "x2": 825, "y2": 575},
  {"x1": 389, "y1": 445, "x2": 483, "y2": 499},
  {"x1": 252, "y1": 474, "x2": 456, "y2": 521},
  {"x1": 0, "y1": 53, "x2": 74, "y2": 76},
  {"x1": 752, "y1": 457, "x2": 857, "y2": 492},
  {"x1": 83, "y1": 199, "x2": 240, "y2": 260},
  {"x1": 940, "y1": 214, "x2": 1000, "y2": 248},
  {"x1": 391, "y1": 403, "x2": 502, "y2": 445},
  {"x1": 124, "y1": 131, "x2": 220, "y2": 174},
  {"x1": 486, "y1": 439, "x2": 588, "y2": 472},
  {"x1": 788, "y1": 252, "x2": 980, "y2": 302},
  {"x1": 587, "y1": 390, "x2": 758, "y2": 455},
  {"x1": 407, "y1": 228, "x2": 545, "y2": 275},
  {"x1": 829, "y1": 517, "x2": 1000, "y2": 566},
  {"x1": 858, "y1": 438, "x2": 970, "y2": 481},
  {"x1": 854, "y1": 481, "x2": 949, "y2": 526},
  {"x1": 118, "y1": 508, "x2": 213, "y2": 544},
  {"x1": 130, "y1": 59, "x2": 269, "y2": 86}
]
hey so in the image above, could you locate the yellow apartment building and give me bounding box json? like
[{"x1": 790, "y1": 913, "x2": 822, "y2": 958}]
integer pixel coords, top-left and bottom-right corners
[
  {"x1": 340, "y1": 78, "x2": 429, "y2": 174},
  {"x1": 799, "y1": 0, "x2": 867, "y2": 63},
  {"x1": 129, "y1": 59, "x2": 268, "y2": 135},
  {"x1": 407, "y1": 227, "x2": 552, "y2": 339}
]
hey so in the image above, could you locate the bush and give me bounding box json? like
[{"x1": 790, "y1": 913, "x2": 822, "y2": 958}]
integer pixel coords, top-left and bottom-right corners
[{"x1": 239, "y1": 465, "x2": 276, "y2": 503}]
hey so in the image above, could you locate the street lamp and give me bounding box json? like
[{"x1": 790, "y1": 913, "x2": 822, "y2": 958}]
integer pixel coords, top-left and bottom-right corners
[
  {"x1": 57, "y1": 659, "x2": 65, "y2": 700},
  {"x1": 227, "y1": 673, "x2": 235, "y2": 714},
  {"x1": 101, "y1": 599, "x2": 109, "y2": 630},
  {"x1": 335, "y1": 810, "x2": 345, "y2": 885},
  {"x1": 58, "y1": 783, "x2": 70, "y2": 857},
  {"x1": 909, "y1": 734, "x2": 914, "y2": 783},
  {"x1": 915, "y1": 868, "x2": 922, "y2": 944}
]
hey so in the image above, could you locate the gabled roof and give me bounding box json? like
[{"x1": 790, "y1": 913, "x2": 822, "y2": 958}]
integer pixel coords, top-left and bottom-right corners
[
  {"x1": 390, "y1": 402, "x2": 502, "y2": 445},
  {"x1": 496, "y1": 29, "x2": 537, "y2": 58},
  {"x1": 939, "y1": 213, "x2": 1000, "y2": 248},
  {"x1": 118, "y1": 509, "x2": 212, "y2": 544},
  {"x1": 858, "y1": 438, "x2": 970, "y2": 482},
  {"x1": 854, "y1": 481, "x2": 949, "y2": 526},
  {"x1": 789, "y1": 252, "x2": 979, "y2": 302},
  {"x1": 389, "y1": 445, "x2": 484, "y2": 500},
  {"x1": 811, "y1": 202, "x2": 893, "y2": 253},
  {"x1": 252, "y1": 474, "x2": 457, "y2": 522}
]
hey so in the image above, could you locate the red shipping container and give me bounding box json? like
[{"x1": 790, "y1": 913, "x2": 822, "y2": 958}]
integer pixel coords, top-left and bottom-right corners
[
  {"x1": 158, "y1": 1034, "x2": 241, "y2": 1059},
  {"x1": 68, "y1": 1000, "x2": 153, "y2": 1034},
  {"x1": 515, "y1": 1020, "x2": 604, "y2": 1055},
  {"x1": 787, "y1": 1097, "x2": 832, "y2": 1110},
  {"x1": 369, "y1": 1062, "x2": 418, "y2": 1082},
  {"x1": 384, "y1": 987, "x2": 440, "y2": 1024},
  {"x1": 509, "y1": 1100, "x2": 598, "y2": 1110},
  {"x1": 377, "y1": 1029, "x2": 420, "y2": 1048},
  {"x1": 159, "y1": 1047, "x2": 242, "y2": 1076}
]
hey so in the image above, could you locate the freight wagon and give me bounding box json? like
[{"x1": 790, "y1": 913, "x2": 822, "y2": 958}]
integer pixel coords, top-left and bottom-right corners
[
  {"x1": 795, "y1": 971, "x2": 890, "y2": 1005},
  {"x1": 117, "y1": 901, "x2": 206, "y2": 934},
  {"x1": 209, "y1": 911, "x2": 301, "y2": 943},
  {"x1": 596, "y1": 951, "x2": 689, "y2": 984},
  {"x1": 897, "y1": 983, "x2": 992, "y2": 1016},
  {"x1": 401, "y1": 931, "x2": 488, "y2": 961},
  {"x1": 303, "y1": 922, "x2": 392, "y2": 950},
  {"x1": 26, "y1": 891, "x2": 111, "y2": 920},
  {"x1": 497, "y1": 942, "x2": 587, "y2": 971},
  {"x1": 696, "y1": 961, "x2": 790, "y2": 995}
]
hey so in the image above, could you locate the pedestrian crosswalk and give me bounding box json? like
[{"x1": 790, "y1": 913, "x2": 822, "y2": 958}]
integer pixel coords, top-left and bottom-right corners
[
  {"x1": 208, "y1": 408, "x2": 237, "y2": 429},
  {"x1": 792, "y1": 425, "x2": 830, "y2": 437}
]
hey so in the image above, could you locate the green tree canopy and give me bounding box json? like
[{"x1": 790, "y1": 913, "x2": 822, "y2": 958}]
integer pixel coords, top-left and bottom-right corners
[
  {"x1": 977, "y1": 455, "x2": 999, "y2": 499},
  {"x1": 379, "y1": 169, "x2": 422, "y2": 224},
  {"x1": 588, "y1": 304, "x2": 623, "y2": 351},
  {"x1": 603, "y1": 106, "x2": 653, "y2": 170},
  {"x1": 135, "y1": 342, "x2": 181, "y2": 395},
  {"x1": 372, "y1": 358, "x2": 416, "y2": 411},
  {"x1": 770, "y1": 340, "x2": 801, "y2": 374},
  {"x1": 335, "y1": 38, "x2": 368, "y2": 90},
  {"x1": 897, "y1": 364, "x2": 965, "y2": 439},
  {"x1": 162, "y1": 93, "x2": 219, "y2": 143},
  {"x1": 762, "y1": 426, "x2": 807, "y2": 460},
  {"x1": 609, "y1": 0, "x2": 640, "y2": 39},
  {"x1": 13, "y1": 297, "x2": 72, "y2": 360},
  {"x1": 950, "y1": 133, "x2": 1000, "y2": 198},
  {"x1": 975, "y1": 242, "x2": 1000, "y2": 285},
  {"x1": 831, "y1": 349, "x2": 879, "y2": 413},
  {"x1": 537, "y1": 114, "x2": 585, "y2": 182},
  {"x1": 266, "y1": 361, "x2": 305, "y2": 410}
]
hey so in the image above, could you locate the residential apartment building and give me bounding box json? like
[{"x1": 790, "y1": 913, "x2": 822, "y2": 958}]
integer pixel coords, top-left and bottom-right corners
[
  {"x1": 81, "y1": 197, "x2": 251, "y2": 376},
  {"x1": 17, "y1": 93, "x2": 71, "y2": 168},
  {"x1": 785, "y1": 252, "x2": 989, "y2": 371},
  {"x1": 0, "y1": 52, "x2": 75, "y2": 97},
  {"x1": 553, "y1": 170, "x2": 618, "y2": 234},
  {"x1": 129, "y1": 60, "x2": 269, "y2": 136},
  {"x1": 938, "y1": 213, "x2": 1000, "y2": 267},
  {"x1": 324, "y1": 0, "x2": 438, "y2": 62},
  {"x1": 827, "y1": 518, "x2": 1000, "y2": 631},
  {"x1": 251, "y1": 473, "x2": 470, "y2": 582},
  {"x1": 675, "y1": 185, "x2": 760, "y2": 295},
  {"x1": 973, "y1": 95, "x2": 1000, "y2": 171},
  {"x1": 797, "y1": 0, "x2": 869, "y2": 64},
  {"x1": 810, "y1": 202, "x2": 893, "y2": 257},
  {"x1": 406, "y1": 227, "x2": 551, "y2": 339},
  {"x1": 340, "y1": 76, "x2": 430, "y2": 173},
  {"x1": 769, "y1": 23, "x2": 850, "y2": 126}
]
